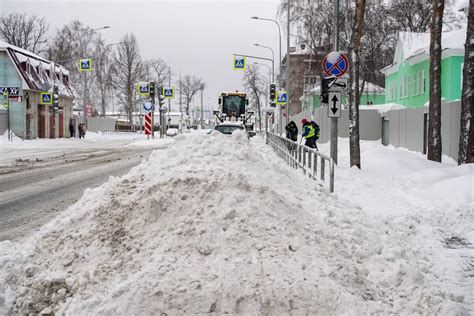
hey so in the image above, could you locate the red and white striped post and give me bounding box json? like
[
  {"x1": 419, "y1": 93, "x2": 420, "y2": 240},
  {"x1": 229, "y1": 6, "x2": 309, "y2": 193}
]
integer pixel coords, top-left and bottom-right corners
[{"x1": 144, "y1": 112, "x2": 152, "y2": 139}]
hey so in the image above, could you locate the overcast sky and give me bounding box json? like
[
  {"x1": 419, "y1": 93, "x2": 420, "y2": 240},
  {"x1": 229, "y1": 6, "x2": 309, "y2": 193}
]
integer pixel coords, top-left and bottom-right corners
[{"x1": 1, "y1": 0, "x2": 285, "y2": 112}]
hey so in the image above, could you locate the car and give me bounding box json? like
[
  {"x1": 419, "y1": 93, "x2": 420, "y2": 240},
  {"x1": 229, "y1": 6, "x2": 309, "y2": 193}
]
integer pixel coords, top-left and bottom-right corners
[{"x1": 166, "y1": 128, "x2": 179, "y2": 137}]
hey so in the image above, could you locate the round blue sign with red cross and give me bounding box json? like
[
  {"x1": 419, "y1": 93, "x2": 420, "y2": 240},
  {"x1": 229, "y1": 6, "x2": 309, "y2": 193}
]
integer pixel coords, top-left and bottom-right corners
[{"x1": 322, "y1": 51, "x2": 349, "y2": 77}]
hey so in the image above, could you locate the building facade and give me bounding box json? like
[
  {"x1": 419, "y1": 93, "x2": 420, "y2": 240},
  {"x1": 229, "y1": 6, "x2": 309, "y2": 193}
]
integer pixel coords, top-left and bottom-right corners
[
  {"x1": 281, "y1": 46, "x2": 324, "y2": 117},
  {"x1": 381, "y1": 27, "x2": 465, "y2": 108},
  {"x1": 0, "y1": 41, "x2": 75, "y2": 139}
]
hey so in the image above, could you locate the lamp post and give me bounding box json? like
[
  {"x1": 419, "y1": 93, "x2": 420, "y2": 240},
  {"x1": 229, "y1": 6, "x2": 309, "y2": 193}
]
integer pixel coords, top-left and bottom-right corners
[
  {"x1": 251, "y1": 17, "x2": 281, "y2": 72},
  {"x1": 253, "y1": 43, "x2": 275, "y2": 83}
]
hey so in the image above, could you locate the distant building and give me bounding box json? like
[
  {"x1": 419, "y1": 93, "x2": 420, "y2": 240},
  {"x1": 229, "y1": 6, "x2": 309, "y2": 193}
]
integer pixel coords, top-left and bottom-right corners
[
  {"x1": 280, "y1": 45, "x2": 324, "y2": 117},
  {"x1": 381, "y1": 26, "x2": 466, "y2": 108},
  {"x1": 0, "y1": 41, "x2": 75, "y2": 139}
]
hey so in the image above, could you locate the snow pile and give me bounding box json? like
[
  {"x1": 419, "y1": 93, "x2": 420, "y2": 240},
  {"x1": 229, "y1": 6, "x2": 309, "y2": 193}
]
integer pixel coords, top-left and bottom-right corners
[{"x1": 0, "y1": 132, "x2": 472, "y2": 314}]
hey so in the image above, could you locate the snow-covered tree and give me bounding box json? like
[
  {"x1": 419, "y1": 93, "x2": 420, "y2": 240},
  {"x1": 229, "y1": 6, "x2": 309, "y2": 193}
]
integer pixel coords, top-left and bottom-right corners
[
  {"x1": 243, "y1": 65, "x2": 266, "y2": 131},
  {"x1": 427, "y1": 0, "x2": 444, "y2": 163},
  {"x1": 178, "y1": 75, "x2": 205, "y2": 116},
  {"x1": 0, "y1": 13, "x2": 49, "y2": 55},
  {"x1": 114, "y1": 33, "x2": 144, "y2": 123},
  {"x1": 458, "y1": 2, "x2": 474, "y2": 164}
]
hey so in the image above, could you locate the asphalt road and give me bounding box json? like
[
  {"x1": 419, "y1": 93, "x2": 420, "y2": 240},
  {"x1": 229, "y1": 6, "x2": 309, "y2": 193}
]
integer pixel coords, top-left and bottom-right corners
[{"x1": 0, "y1": 146, "x2": 154, "y2": 242}]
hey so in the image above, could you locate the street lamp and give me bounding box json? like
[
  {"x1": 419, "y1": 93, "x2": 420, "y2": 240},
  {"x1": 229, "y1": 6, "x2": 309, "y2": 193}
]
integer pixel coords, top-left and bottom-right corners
[
  {"x1": 254, "y1": 43, "x2": 275, "y2": 82},
  {"x1": 251, "y1": 17, "x2": 281, "y2": 71}
]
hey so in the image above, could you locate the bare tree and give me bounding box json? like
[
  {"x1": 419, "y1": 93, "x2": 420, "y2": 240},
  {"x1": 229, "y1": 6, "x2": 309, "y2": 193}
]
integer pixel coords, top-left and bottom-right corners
[
  {"x1": 95, "y1": 40, "x2": 116, "y2": 117},
  {"x1": 48, "y1": 21, "x2": 103, "y2": 112},
  {"x1": 389, "y1": 0, "x2": 464, "y2": 33},
  {"x1": 146, "y1": 58, "x2": 170, "y2": 88},
  {"x1": 0, "y1": 13, "x2": 49, "y2": 54},
  {"x1": 458, "y1": 3, "x2": 474, "y2": 164},
  {"x1": 243, "y1": 65, "x2": 266, "y2": 131},
  {"x1": 178, "y1": 75, "x2": 205, "y2": 116},
  {"x1": 427, "y1": 0, "x2": 444, "y2": 162},
  {"x1": 114, "y1": 33, "x2": 144, "y2": 123}
]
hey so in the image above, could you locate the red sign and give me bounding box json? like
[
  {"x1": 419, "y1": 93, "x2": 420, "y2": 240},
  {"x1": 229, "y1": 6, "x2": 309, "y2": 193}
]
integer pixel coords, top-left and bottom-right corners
[
  {"x1": 85, "y1": 105, "x2": 93, "y2": 117},
  {"x1": 144, "y1": 112, "x2": 152, "y2": 135}
]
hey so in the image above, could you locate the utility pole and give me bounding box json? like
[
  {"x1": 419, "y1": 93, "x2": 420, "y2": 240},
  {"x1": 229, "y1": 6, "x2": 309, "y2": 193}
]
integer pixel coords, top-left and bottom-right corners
[
  {"x1": 179, "y1": 73, "x2": 183, "y2": 133},
  {"x1": 168, "y1": 65, "x2": 171, "y2": 132},
  {"x1": 331, "y1": 0, "x2": 339, "y2": 164},
  {"x1": 200, "y1": 88, "x2": 204, "y2": 129},
  {"x1": 286, "y1": 0, "x2": 291, "y2": 127}
]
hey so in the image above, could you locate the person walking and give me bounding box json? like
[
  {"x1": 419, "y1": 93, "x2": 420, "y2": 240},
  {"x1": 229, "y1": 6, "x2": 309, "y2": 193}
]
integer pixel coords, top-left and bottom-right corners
[
  {"x1": 301, "y1": 118, "x2": 318, "y2": 150},
  {"x1": 69, "y1": 120, "x2": 75, "y2": 138},
  {"x1": 285, "y1": 121, "x2": 298, "y2": 141}
]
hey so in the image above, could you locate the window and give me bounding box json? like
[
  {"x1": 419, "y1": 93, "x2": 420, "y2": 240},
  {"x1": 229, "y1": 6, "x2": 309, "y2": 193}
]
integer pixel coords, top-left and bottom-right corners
[
  {"x1": 407, "y1": 76, "x2": 411, "y2": 97},
  {"x1": 415, "y1": 72, "x2": 419, "y2": 95},
  {"x1": 421, "y1": 70, "x2": 426, "y2": 94},
  {"x1": 412, "y1": 74, "x2": 416, "y2": 96},
  {"x1": 401, "y1": 76, "x2": 405, "y2": 98}
]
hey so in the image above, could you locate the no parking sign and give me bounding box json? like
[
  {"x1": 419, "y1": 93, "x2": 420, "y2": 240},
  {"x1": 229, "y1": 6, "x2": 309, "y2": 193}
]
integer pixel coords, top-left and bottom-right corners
[{"x1": 322, "y1": 51, "x2": 348, "y2": 77}]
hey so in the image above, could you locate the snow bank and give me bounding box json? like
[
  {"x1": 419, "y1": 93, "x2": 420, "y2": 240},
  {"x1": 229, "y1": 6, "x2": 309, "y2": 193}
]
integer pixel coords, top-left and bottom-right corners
[{"x1": 0, "y1": 132, "x2": 472, "y2": 314}]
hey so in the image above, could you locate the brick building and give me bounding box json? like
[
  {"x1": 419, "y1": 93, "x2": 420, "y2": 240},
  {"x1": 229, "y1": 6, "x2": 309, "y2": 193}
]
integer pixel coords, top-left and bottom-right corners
[
  {"x1": 280, "y1": 46, "x2": 324, "y2": 117},
  {"x1": 0, "y1": 41, "x2": 75, "y2": 139}
]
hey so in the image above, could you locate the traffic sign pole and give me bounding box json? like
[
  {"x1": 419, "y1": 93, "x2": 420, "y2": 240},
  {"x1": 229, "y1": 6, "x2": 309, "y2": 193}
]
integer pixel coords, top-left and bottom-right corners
[{"x1": 331, "y1": 0, "x2": 340, "y2": 165}]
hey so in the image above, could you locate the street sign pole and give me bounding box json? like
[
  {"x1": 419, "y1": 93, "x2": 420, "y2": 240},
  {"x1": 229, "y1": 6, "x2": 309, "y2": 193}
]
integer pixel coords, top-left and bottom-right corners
[{"x1": 331, "y1": 0, "x2": 340, "y2": 165}]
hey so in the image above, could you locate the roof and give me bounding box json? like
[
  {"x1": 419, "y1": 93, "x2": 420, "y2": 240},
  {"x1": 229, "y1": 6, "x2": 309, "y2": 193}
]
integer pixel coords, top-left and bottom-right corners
[
  {"x1": 0, "y1": 40, "x2": 75, "y2": 98},
  {"x1": 383, "y1": 25, "x2": 467, "y2": 74},
  {"x1": 304, "y1": 79, "x2": 385, "y2": 96}
]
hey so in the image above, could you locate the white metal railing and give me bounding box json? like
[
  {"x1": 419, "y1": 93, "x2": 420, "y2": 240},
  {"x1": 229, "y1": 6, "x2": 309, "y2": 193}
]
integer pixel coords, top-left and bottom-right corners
[{"x1": 265, "y1": 132, "x2": 335, "y2": 192}]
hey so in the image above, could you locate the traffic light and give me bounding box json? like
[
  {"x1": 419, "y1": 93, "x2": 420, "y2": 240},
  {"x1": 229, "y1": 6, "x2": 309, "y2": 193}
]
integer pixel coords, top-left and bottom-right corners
[
  {"x1": 149, "y1": 81, "x2": 155, "y2": 98},
  {"x1": 270, "y1": 83, "x2": 276, "y2": 102},
  {"x1": 320, "y1": 77, "x2": 332, "y2": 104},
  {"x1": 159, "y1": 94, "x2": 165, "y2": 107},
  {"x1": 2, "y1": 91, "x2": 9, "y2": 109},
  {"x1": 53, "y1": 86, "x2": 59, "y2": 111}
]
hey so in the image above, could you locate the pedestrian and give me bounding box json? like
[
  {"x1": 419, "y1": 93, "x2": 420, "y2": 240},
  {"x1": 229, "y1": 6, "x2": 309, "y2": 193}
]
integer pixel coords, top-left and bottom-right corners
[
  {"x1": 69, "y1": 120, "x2": 75, "y2": 138},
  {"x1": 301, "y1": 118, "x2": 318, "y2": 150},
  {"x1": 285, "y1": 121, "x2": 298, "y2": 141},
  {"x1": 80, "y1": 124, "x2": 86, "y2": 139}
]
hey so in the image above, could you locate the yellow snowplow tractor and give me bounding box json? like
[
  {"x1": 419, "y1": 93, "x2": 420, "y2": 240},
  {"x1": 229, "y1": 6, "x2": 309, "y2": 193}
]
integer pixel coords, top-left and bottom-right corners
[{"x1": 214, "y1": 91, "x2": 254, "y2": 134}]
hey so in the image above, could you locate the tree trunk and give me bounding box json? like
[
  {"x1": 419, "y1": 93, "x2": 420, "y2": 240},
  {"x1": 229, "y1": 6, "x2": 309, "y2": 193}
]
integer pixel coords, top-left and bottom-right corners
[
  {"x1": 349, "y1": 0, "x2": 366, "y2": 169},
  {"x1": 101, "y1": 94, "x2": 106, "y2": 117},
  {"x1": 458, "y1": 3, "x2": 474, "y2": 164},
  {"x1": 427, "y1": 0, "x2": 444, "y2": 162}
]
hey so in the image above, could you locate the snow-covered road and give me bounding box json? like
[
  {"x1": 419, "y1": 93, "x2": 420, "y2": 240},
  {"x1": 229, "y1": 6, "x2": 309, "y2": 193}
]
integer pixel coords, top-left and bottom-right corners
[{"x1": 0, "y1": 131, "x2": 472, "y2": 315}]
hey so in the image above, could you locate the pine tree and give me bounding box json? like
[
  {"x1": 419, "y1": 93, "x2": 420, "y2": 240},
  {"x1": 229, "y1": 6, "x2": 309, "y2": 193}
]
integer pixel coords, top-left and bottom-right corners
[
  {"x1": 458, "y1": 2, "x2": 474, "y2": 164},
  {"x1": 427, "y1": 0, "x2": 444, "y2": 162}
]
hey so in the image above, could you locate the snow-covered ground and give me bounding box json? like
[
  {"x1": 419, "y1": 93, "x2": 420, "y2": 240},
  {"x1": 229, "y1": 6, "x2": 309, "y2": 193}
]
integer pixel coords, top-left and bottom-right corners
[
  {"x1": 0, "y1": 131, "x2": 174, "y2": 167},
  {"x1": 0, "y1": 131, "x2": 472, "y2": 314}
]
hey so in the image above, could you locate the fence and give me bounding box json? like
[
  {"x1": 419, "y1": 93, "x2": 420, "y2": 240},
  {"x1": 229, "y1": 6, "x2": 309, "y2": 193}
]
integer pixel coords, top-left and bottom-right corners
[{"x1": 265, "y1": 132, "x2": 335, "y2": 192}]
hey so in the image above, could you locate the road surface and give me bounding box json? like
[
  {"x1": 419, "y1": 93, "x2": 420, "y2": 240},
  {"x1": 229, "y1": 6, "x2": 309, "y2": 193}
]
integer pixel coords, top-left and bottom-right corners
[{"x1": 0, "y1": 143, "x2": 155, "y2": 241}]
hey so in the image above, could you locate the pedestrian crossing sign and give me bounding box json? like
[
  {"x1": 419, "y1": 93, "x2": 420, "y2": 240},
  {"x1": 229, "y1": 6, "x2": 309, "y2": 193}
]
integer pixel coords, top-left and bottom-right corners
[
  {"x1": 79, "y1": 58, "x2": 92, "y2": 72},
  {"x1": 233, "y1": 56, "x2": 246, "y2": 70},
  {"x1": 40, "y1": 92, "x2": 52, "y2": 105},
  {"x1": 276, "y1": 91, "x2": 287, "y2": 105},
  {"x1": 163, "y1": 87, "x2": 175, "y2": 99},
  {"x1": 137, "y1": 82, "x2": 150, "y2": 96}
]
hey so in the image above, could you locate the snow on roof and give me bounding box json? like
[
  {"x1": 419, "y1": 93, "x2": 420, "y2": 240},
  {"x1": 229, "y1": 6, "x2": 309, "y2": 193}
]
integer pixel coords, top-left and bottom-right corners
[
  {"x1": 359, "y1": 103, "x2": 406, "y2": 115},
  {"x1": 0, "y1": 40, "x2": 48, "y2": 62},
  {"x1": 396, "y1": 25, "x2": 466, "y2": 63},
  {"x1": 305, "y1": 79, "x2": 384, "y2": 96}
]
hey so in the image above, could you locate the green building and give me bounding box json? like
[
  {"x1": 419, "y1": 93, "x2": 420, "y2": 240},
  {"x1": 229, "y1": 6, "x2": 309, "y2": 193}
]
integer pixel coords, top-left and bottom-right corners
[
  {"x1": 301, "y1": 80, "x2": 385, "y2": 112},
  {"x1": 381, "y1": 26, "x2": 466, "y2": 108}
]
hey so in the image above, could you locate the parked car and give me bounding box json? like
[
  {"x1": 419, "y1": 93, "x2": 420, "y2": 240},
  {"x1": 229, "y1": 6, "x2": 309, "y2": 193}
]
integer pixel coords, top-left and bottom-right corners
[{"x1": 166, "y1": 128, "x2": 179, "y2": 137}]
